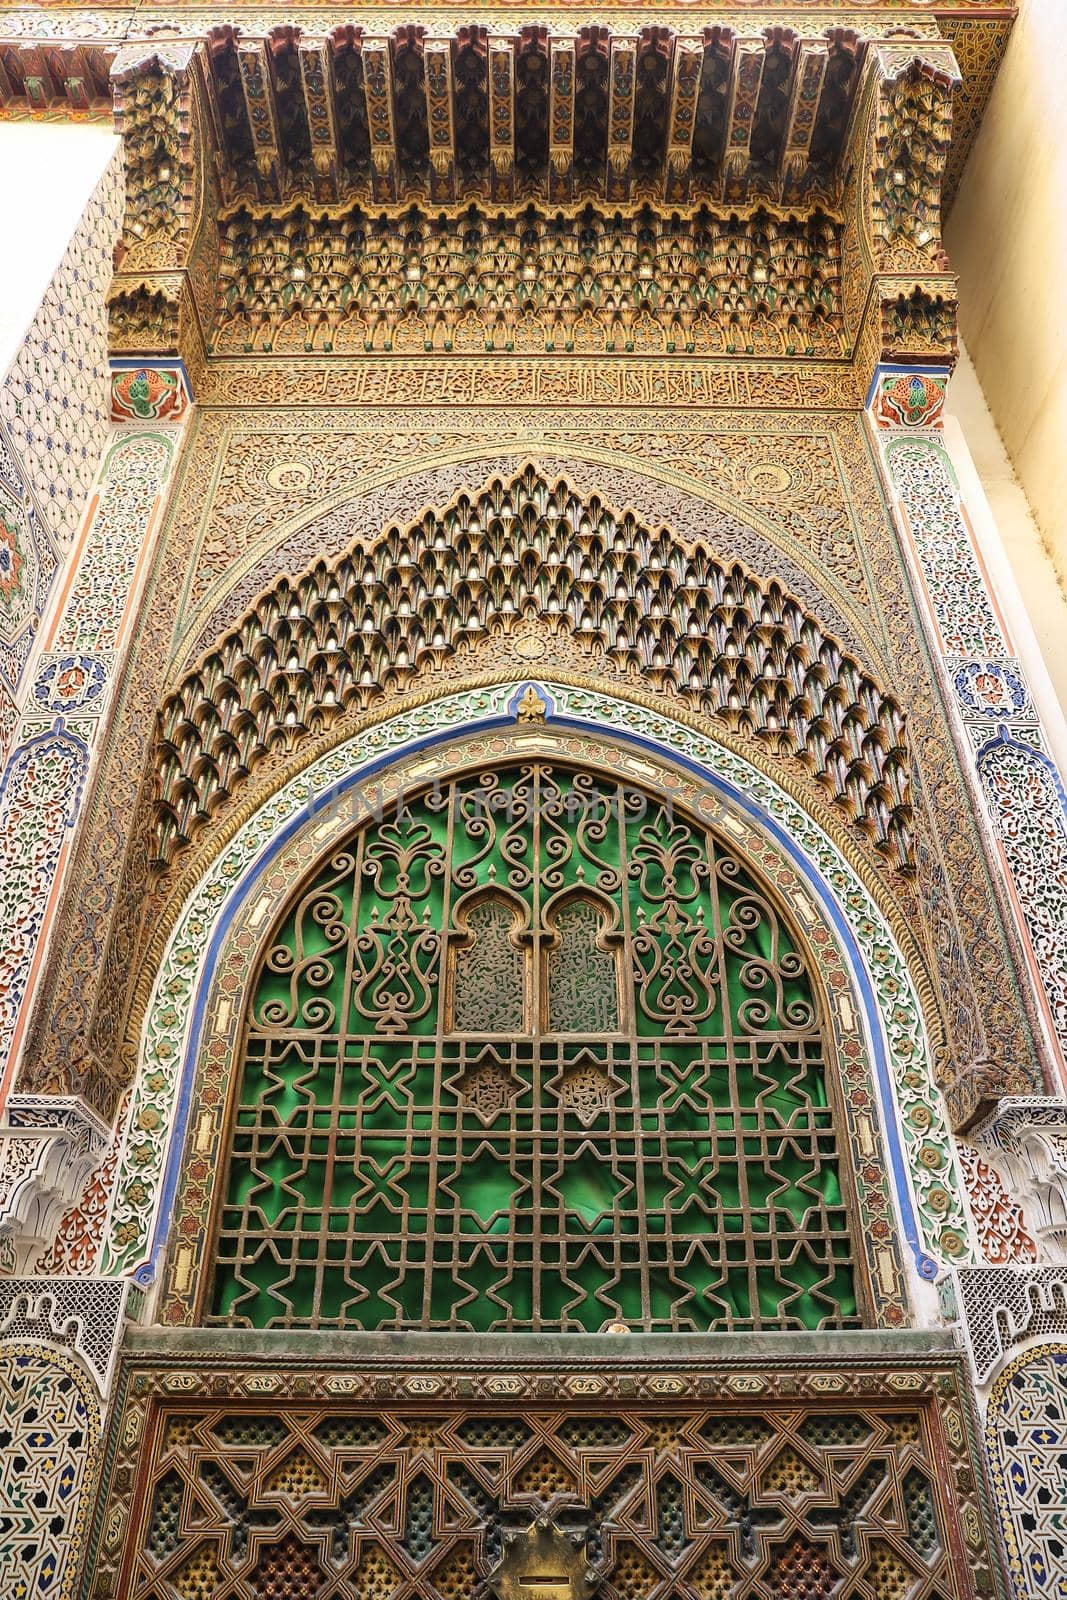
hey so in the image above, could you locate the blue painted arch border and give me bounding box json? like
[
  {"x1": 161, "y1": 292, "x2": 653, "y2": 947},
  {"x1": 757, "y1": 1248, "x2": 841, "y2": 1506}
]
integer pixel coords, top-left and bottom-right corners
[{"x1": 136, "y1": 684, "x2": 939, "y2": 1293}]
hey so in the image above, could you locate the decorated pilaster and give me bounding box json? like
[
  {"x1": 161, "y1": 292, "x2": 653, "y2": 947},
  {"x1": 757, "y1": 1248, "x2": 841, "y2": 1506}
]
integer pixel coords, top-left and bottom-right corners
[
  {"x1": 0, "y1": 384, "x2": 188, "y2": 1127},
  {"x1": 0, "y1": 72, "x2": 198, "y2": 1481},
  {"x1": 0, "y1": 32, "x2": 202, "y2": 1129},
  {"x1": 844, "y1": 44, "x2": 961, "y2": 390},
  {"x1": 871, "y1": 366, "x2": 1067, "y2": 1594},
  {"x1": 106, "y1": 40, "x2": 214, "y2": 387},
  {"x1": 851, "y1": 37, "x2": 1057, "y2": 1139},
  {"x1": 0, "y1": 55, "x2": 198, "y2": 1596},
  {"x1": 0, "y1": 375, "x2": 187, "y2": 1600},
  {"x1": 869, "y1": 366, "x2": 1067, "y2": 1109}
]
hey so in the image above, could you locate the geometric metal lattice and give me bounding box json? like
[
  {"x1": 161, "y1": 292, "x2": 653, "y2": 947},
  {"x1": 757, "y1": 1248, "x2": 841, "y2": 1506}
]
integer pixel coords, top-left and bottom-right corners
[
  {"x1": 206, "y1": 762, "x2": 858, "y2": 1333},
  {"x1": 122, "y1": 1399, "x2": 958, "y2": 1599}
]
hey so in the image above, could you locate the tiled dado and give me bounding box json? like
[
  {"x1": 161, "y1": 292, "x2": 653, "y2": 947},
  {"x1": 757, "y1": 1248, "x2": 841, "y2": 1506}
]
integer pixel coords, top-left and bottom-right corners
[{"x1": 988, "y1": 1345, "x2": 1067, "y2": 1600}]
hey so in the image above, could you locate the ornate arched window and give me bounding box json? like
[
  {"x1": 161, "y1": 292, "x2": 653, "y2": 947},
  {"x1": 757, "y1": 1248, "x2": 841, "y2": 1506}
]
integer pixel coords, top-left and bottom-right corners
[
  {"x1": 544, "y1": 896, "x2": 621, "y2": 1034},
  {"x1": 450, "y1": 894, "x2": 530, "y2": 1034},
  {"x1": 206, "y1": 762, "x2": 860, "y2": 1333}
]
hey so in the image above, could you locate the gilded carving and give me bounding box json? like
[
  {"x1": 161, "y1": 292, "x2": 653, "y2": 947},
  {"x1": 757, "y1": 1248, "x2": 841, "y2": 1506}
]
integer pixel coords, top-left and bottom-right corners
[
  {"x1": 153, "y1": 463, "x2": 914, "y2": 871},
  {"x1": 20, "y1": 400, "x2": 1044, "y2": 1125},
  {"x1": 212, "y1": 204, "x2": 847, "y2": 358},
  {"x1": 89, "y1": 1346, "x2": 1001, "y2": 1600},
  {"x1": 0, "y1": 11, "x2": 1047, "y2": 1600}
]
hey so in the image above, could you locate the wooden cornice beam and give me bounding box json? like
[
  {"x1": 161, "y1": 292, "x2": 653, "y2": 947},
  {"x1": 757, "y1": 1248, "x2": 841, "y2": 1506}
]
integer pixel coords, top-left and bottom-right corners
[
  {"x1": 488, "y1": 35, "x2": 516, "y2": 202},
  {"x1": 423, "y1": 35, "x2": 455, "y2": 202},
  {"x1": 237, "y1": 38, "x2": 282, "y2": 191},
  {"x1": 606, "y1": 35, "x2": 635, "y2": 203},
  {"x1": 781, "y1": 42, "x2": 828, "y2": 202},
  {"x1": 722, "y1": 40, "x2": 765, "y2": 202},
  {"x1": 664, "y1": 35, "x2": 702, "y2": 203},
  {"x1": 48, "y1": 43, "x2": 89, "y2": 110},
  {"x1": 361, "y1": 37, "x2": 397, "y2": 201},
  {"x1": 549, "y1": 36, "x2": 575, "y2": 201},
  {"x1": 297, "y1": 36, "x2": 340, "y2": 202},
  {"x1": 16, "y1": 42, "x2": 58, "y2": 108},
  {"x1": 0, "y1": 11, "x2": 1016, "y2": 211},
  {"x1": 101, "y1": 20, "x2": 923, "y2": 219},
  {"x1": 0, "y1": 37, "x2": 115, "y2": 113}
]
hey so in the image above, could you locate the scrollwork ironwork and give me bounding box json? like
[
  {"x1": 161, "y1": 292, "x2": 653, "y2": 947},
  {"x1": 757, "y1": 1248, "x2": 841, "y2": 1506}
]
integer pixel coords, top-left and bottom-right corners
[{"x1": 206, "y1": 761, "x2": 857, "y2": 1334}]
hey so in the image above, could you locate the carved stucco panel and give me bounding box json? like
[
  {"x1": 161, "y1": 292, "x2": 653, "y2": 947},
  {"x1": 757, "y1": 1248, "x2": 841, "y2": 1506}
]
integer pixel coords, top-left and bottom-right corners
[{"x1": 23, "y1": 405, "x2": 1045, "y2": 1128}]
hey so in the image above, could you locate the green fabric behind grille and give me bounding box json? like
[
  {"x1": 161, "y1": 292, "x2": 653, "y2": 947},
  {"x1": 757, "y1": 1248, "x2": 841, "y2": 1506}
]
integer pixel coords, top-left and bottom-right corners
[{"x1": 208, "y1": 763, "x2": 858, "y2": 1332}]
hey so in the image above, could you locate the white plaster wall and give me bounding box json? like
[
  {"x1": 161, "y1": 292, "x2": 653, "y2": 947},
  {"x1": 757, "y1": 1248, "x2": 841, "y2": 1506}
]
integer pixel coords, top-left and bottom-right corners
[
  {"x1": 0, "y1": 122, "x2": 119, "y2": 374},
  {"x1": 946, "y1": 0, "x2": 1067, "y2": 674},
  {"x1": 946, "y1": 348, "x2": 1067, "y2": 743},
  {"x1": 0, "y1": 122, "x2": 123, "y2": 755}
]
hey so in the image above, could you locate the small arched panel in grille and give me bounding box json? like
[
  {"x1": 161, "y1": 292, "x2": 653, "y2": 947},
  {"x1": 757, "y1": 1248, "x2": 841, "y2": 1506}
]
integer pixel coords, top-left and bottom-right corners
[{"x1": 204, "y1": 762, "x2": 859, "y2": 1332}]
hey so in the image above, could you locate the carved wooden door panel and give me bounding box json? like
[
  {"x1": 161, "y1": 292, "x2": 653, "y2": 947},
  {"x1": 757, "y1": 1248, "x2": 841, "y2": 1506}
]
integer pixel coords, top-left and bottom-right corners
[{"x1": 94, "y1": 1349, "x2": 999, "y2": 1600}]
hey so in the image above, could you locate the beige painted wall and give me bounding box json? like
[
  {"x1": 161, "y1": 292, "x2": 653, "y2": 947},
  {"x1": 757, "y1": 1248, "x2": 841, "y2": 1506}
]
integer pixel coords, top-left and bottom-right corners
[
  {"x1": 946, "y1": 0, "x2": 1067, "y2": 643},
  {"x1": 945, "y1": 348, "x2": 1067, "y2": 767}
]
